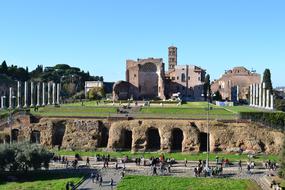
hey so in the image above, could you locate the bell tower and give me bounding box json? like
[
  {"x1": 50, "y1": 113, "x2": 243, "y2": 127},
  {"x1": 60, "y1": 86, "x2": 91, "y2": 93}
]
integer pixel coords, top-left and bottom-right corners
[{"x1": 168, "y1": 46, "x2": 177, "y2": 71}]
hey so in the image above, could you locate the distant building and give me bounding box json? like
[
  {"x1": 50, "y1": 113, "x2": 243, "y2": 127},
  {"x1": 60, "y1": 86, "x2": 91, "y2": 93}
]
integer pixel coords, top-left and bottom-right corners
[
  {"x1": 211, "y1": 67, "x2": 261, "y2": 102},
  {"x1": 85, "y1": 81, "x2": 104, "y2": 97},
  {"x1": 113, "y1": 46, "x2": 206, "y2": 101}
]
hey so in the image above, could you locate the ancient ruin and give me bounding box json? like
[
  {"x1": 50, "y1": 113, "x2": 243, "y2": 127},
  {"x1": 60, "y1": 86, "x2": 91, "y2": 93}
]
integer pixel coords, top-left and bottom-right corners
[{"x1": 1, "y1": 114, "x2": 283, "y2": 154}]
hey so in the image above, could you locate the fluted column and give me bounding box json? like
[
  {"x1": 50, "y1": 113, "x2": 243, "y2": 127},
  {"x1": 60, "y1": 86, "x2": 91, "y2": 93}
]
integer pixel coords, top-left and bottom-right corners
[
  {"x1": 266, "y1": 90, "x2": 270, "y2": 109},
  {"x1": 1, "y1": 96, "x2": 6, "y2": 109},
  {"x1": 30, "y1": 82, "x2": 34, "y2": 107},
  {"x1": 42, "y1": 82, "x2": 46, "y2": 106},
  {"x1": 56, "y1": 83, "x2": 60, "y2": 105},
  {"x1": 9, "y1": 87, "x2": 13, "y2": 109},
  {"x1": 52, "y1": 83, "x2": 56, "y2": 105},
  {"x1": 36, "y1": 83, "x2": 40, "y2": 106},
  {"x1": 259, "y1": 83, "x2": 262, "y2": 107},
  {"x1": 262, "y1": 83, "x2": 266, "y2": 108},
  {"x1": 17, "y1": 81, "x2": 21, "y2": 108},
  {"x1": 24, "y1": 81, "x2": 28, "y2": 108},
  {"x1": 47, "y1": 82, "x2": 51, "y2": 105},
  {"x1": 253, "y1": 84, "x2": 256, "y2": 106}
]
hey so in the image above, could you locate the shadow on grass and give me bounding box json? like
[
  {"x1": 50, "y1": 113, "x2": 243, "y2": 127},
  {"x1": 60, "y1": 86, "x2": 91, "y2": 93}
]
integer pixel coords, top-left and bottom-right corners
[{"x1": 0, "y1": 168, "x2": 94, "y2": 185}]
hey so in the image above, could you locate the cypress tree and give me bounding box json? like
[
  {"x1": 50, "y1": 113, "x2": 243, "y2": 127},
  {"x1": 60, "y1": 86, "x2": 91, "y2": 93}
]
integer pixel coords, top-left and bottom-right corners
[{"x1": 263, "y1": 69, "x2": 273, "y2": 93}]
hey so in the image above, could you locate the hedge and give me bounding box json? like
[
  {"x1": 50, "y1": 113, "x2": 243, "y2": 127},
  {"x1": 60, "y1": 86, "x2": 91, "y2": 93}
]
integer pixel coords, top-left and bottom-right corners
[{"x1": 239, "y1": 112, "x2": 285, "y2": 131}]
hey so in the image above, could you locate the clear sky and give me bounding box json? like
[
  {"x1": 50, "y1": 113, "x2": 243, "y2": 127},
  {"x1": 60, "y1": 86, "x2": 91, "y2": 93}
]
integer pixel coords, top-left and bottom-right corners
[{"x1": 0, "y1": 0, "x2": 284, "y2": 87}]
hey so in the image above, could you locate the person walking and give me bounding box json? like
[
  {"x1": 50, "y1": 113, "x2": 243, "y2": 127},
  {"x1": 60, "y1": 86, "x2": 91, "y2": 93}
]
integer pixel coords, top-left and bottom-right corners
[
  {"x1": 99, "y1": 175, "x2": 103, "y2": 187},
  {"x1": 238, "y1": 160, "x2": 242, "y2": 171},
  {"x1": 110, "y1": 178, "x2": 114, "y2": 189}
]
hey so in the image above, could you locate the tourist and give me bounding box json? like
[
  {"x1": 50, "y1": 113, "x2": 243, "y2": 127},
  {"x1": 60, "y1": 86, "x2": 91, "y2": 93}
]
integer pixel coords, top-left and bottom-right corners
[
  {"x1": 115, "y1": 161, "x2": 119, "y2": 170},
  {"x1": 99, "y1": 176, "x2": 103, "y2": 187},
  {"x1": 168, "y1": 164, "x2": 171, "y2": 173},
  {"x1": 152, "y1": 166, "x2": 158, "y2": 175},
  {"x1": 86, "y1": 157, "x2": 90, "y2": 166},
  {"x1": 65, "y1": 182, "x2": 70, "y2": 190},
  {"x1": 91, "y1": 172, "x2": 95, "y2": 183},
  {"x1": 96, "y1": 173, "x2": 99, "y2": 184},
  {"x1": 247, "y1": 164, "x2": 251, "y2": 175},
  {"x1": 238, "y1": 160, "x2": 242, "y2": 171},
  {"x1": 184, "y1": 158, "x2": 187, "y2": 167},
  {"x1": 121, "y1": 170, "x2": 125, "y2": 179},
  {"x1": 110, "y1": 178, "x2": 114, "y2": 189}
]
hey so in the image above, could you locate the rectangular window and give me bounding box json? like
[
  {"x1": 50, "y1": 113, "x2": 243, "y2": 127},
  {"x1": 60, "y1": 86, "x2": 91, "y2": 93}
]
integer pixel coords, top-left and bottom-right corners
[
  {"x1": 172, "y1": 77, "x2": 175, "y2": 80},
  {"x1": 134, "y1": 74, "x2": 136, "y2": 77},
  {"x1": 198, "y1": 77, "x2": 201, "y2": 81},
  {"x1": 188, "y1": 76, "x2": 190, "y2": 80},
  {"x1": 177, "y1": 76, "x2": 179, "y2": 80}
]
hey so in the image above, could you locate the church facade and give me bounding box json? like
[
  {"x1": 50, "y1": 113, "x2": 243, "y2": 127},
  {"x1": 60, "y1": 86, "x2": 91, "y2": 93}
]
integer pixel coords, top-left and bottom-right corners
[{"x1": 113, "y1": 46, "x2": 206, "y2": 101}]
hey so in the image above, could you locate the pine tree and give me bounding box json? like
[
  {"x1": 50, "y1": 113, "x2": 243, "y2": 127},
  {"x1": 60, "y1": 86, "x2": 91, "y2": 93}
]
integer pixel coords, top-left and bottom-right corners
[
  {"x1": 263, "y1": 69, "x2": 273, "y2": 93},
  {"x1": 1, "y1": 60, "x2": 8, "y2": 74}
]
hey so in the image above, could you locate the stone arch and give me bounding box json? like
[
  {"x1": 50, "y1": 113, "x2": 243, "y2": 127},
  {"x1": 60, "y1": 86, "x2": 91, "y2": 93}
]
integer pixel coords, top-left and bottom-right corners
[
  {"x1": 98, "y1": 125, "x2": 109, "y2": 148},
  {"x1": 140, "y1": 62, "x2": 157, "y2": 72},
  {"x1": 146, "y1": 127, "x2": 161, "y2": 151},
  {"x1": 11, "y1": 129, "x2": 19, "y2": 142},
  {"x1": 171, "y1": 128, "x2": 184, "y2": 152},
  {"x1": 199, "y1": 132, "x2": 209, "y2": 152},
  {"x1": 52, "y1": 122, "x2": 66, "y2": 147},
  {"x1": 31, "y1": 130, "x2": 41, "y2": 144},
  {"x1": 121, "y1": 128, "x2": 132, "y2": 150}
]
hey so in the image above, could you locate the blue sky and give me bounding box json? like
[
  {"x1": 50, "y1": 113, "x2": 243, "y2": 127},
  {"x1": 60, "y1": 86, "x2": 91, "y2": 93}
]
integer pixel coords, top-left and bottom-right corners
[{"x1": 0, "y1": 0, "x2": 284, "y2": 87}]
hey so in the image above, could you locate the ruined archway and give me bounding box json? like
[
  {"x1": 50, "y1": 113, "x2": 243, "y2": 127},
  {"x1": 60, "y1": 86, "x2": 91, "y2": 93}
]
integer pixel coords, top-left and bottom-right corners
[
  {"x1": 171, "y1": 128, "x2": 184, "y2": 152},
  {"x1": 199, "y1": 132, "x2": 209, "y2": 152},
  {"x1": 31, "y1": 130, "x2": 40, "y2": 144},
  {"x1": 121, "y1": 129, "x2": 132, "y2": 150},
  {"x1": 98, "y1": 126, "x2": 109, "y2": 148},
  {"x1": 11, "y1": 129, "x2": 19, "y2": 142},
  {"x1": 52, "y1": 122, "x2": 66, "y2": 147},
  {"x1": 146, "y1": 128, "x2": 161, "y2": 151}
]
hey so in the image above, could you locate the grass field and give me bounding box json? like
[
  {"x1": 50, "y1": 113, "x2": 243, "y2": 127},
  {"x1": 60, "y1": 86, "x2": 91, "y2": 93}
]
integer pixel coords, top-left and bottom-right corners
[
  {"x1": 55, "y1": 150, "x2": 279, "y2": 162},
  {"x1": 117, "y1": 175, "x2": 261, "y2": 190},
  {"x1": 0, "y1": 171, "x2": 84, "y2": 190}
]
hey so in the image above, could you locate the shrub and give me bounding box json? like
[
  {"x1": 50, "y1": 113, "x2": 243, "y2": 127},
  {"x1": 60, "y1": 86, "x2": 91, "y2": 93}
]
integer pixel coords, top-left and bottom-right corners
[{"x1": 87, "y1": 87, "x2": 105, "y2": 100}]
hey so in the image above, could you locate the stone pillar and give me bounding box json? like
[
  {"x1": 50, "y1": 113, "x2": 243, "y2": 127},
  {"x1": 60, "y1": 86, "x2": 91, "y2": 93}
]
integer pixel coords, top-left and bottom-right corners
[
  {"x1": 266, "y1": 90, "x2": 270, "y2": 109},
  {"x1": 1, "y1": 96, "x2": 6, "y2": 109},
  {"x1": 236, "y1": 85, "x2": 239, "y2": 102},
  {"x1": 256, "y1": 84, "x2": 259, "y2": 107},
  {"x1": 24, "y1": 81, "x2": 28, "y2": 108},
  {"x1": 42, "y1": 82, "x2": 46, "y2": 106},
  {"x1": 270, "y1": 94, "x2": 274, "y2": 110},
  {"x1": 249, "y1": 84, "x2": 252, "y2": 106},
  {"x1": 36, "y1": 83, "x2": 40, "y2": 106},
  {"x1": 259, "y1": 83, "x2": 262, "y2": 107},
  {"x1": 17, "y1": 81, "x2": 21, "y2": 108},
  {"x1": 47, "y1": 82, "x2": 51, "y2": 105},
  {"x1": 9, "y1": 87, "x2": 13, "y2": 109},
  {"x1": 253, "y1": 84, "x2": 256, "y2": 106},
  {"x1": 52, "y1": 83, "x2": 56, "y2": 105},
  {"x1": 56, "y1": 83, "x2": 60, "y2": 105},
  {"x1": 30, "y1": 81, "x2": 34, "y2": 107},
  {"x1": 262, "y1": 83, "x2": 266, "y2": 108}
]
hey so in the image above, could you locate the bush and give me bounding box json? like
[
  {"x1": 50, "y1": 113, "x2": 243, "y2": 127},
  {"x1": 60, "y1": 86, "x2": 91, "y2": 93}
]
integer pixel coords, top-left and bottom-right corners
[
  {"x1": 87, "y1": 87, "x2": 105, "y2": 100},
  {"x1": 0, "y1": 142, "x2": 53, "y2": 172},
  {"x1": 239, "y1": 112, "x2": 285, "y2": 131}
]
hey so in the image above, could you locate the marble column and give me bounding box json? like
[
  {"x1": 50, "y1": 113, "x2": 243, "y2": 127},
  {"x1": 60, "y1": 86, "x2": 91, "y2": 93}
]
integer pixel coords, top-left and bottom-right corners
[
  {"x1": 24, "y1": 81, "x2": 28, "y2": 108},
  {"x1": 253, "y1": 84, "x2": 256, "y2": 106},
  {"x1": 270, "y1": 94, "x2": 274, "y2": 110},
  {"x1": 259, "y1": 83, "x2": 262, "y2": 107},
  {"x1": 9, "y1": 87, "x2": 13, "y2": 109},
  {"x1": 52, "y1": 83, "x2": 56, "y2": 105},
  {"x1": 250, "y1": 84, "x2": 254, "y2": 106},
  {"x1": 30, "y1": 82, "x2": 34, "y2": 107},
  {"x1": 236, "y1": 85, "x2": 239, "y2": 102},
  {"x1": 17, "y1": 81, "x2": 21, "y2": 108},
  {"x1": 36, "y1": 83, "x2": 40, "y2": 106},
  {"x1": 47, "y1": 82, "x2": 51, "y2": 105},
  {"x1": 262, "y1": 83, "x2": 266, "y2": 108},
  {"x1": 42, "y1": 82, "x2": 46, "y2": 106},
  {"x1": 56, "y1": 83, "x2": 60, "y2": 105},
  {"x1": 1, "y1": 96, "x2": 6, "y2": 109},
  {"x1": 266, "y1": 90, "x2": 270, "y2": 109},
  {"x1": 256, "y1": 84, "x2": 260, "y2": 107}
]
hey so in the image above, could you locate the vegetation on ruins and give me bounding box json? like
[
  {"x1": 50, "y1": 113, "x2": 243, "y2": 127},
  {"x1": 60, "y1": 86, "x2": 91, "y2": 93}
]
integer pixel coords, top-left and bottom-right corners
[
  {"x1": 117, "y1": 175, "x2": 261, "y2": 190},
  {"x1": 263, "y1": 68, "x2": 273, "y2": 94},
  {"x1": 0, "y1": 142, "x2": 53, "y2": 172}
]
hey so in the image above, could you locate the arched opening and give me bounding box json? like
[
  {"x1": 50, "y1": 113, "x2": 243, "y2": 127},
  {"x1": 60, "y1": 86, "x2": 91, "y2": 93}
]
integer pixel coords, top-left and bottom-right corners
[
  {"x1": 98, "y1": 126, "x2": 109, "y2": 147},
  {"x1": 11, "y1": 129, "x2": 19, "y2": 142},
  {"x1": 31, "y1": 130, "x2": 40, "y2": 144},
  {"x1": 122, "y1": 129, "x2": 132, "y2": 150},
  {"x1": 171, "y1": 128, "x2": 183, "y2": 152},
  {"x1": 146, "y1": 128, "x2": 161, "y2": 151},
  {"x1": 199, "y1": 132, "x2": 209, "y2": 152},
  {"x1": 52, "y1": 123, "x2": 66, "y2": 147}
]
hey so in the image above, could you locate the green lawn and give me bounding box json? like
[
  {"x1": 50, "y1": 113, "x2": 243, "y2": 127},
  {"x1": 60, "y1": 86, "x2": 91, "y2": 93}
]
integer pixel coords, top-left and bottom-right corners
[
  {"x1": 30, "y1": 106, "x2": 117, "y2": 117},
  {"x1": 117, "y1": 175, "x2": 261, "y2": 190},
  {"x1": 55, "y1": 150, "x2": 279, "y2": 162},
  {"x1": 0, "y1": 171, "x2": 84, "y2": 190},
  {"x1": 223, "y1": 106, "x2": 267, "y2": 114}
]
